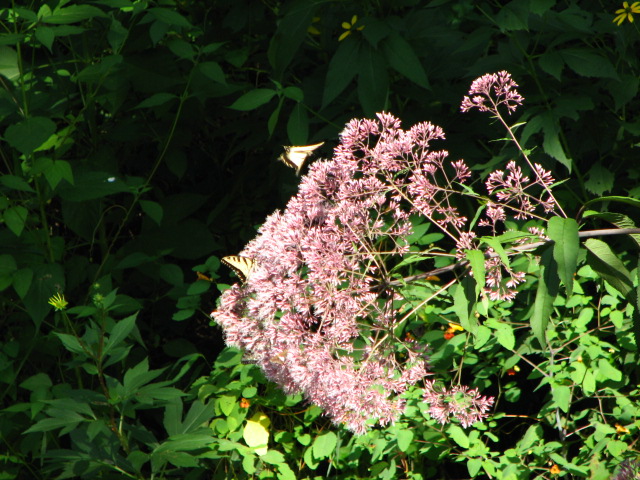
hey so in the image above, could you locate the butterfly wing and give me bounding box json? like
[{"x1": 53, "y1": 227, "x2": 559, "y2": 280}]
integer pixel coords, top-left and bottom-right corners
[
  {"x1": 279, "y1": 142, "x2": 324, "y2": 175},
  {"x1": 221, "y1": 255, "x2": 256, "y2": 284}
]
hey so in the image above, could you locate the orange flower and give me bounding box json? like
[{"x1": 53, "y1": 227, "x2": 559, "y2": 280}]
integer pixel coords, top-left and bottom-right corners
[
  {"x1": 550, "y1": 464, "x2": 561, "y2": 475},
  {"x1": 615, "y1": 423, "x2": 630, "y2": 434},
  {"x1": 444, "y1": 331, "x2": 455, "y2": 340},
  {"x1": 240, "y1": 398, "x2": 251, "y2": 409}
]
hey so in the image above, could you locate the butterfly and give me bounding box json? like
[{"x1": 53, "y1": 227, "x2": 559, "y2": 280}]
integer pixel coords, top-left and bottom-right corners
[
  {"x1": 221, "y1": 255, "x2": 256, "y2": 284},
  {"x1": 278, "y1": 142, "x2": 324, "y2": 175}
]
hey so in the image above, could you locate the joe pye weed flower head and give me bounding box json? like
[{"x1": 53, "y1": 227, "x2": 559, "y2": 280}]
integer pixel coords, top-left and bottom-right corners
[{"x1": 212, "y1": 71, "x2": 557, "y2": 434}]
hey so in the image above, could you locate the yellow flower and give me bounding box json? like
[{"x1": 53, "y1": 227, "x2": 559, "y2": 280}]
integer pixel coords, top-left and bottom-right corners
[
  {"x1": 338, "y1": 15, "x2": 364, "y2": 41},
  {"x1": 448, "y1": 323, "x2": 464, "y2": 332},
  {"x1": 308, "y1": 17, "x2": 321, "y2": 36},
  {"x1": 615, "y1": 423, "x2": 630, "y2": 434},
  {"x1": 613, "y1": 1, "x2": 640, "y2": 25},
  {"x1": 48, "y1": 293, "x2": 68, "y2": 311}
]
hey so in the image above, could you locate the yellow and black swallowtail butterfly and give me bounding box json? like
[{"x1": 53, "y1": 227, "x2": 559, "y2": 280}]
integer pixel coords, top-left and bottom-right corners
[
  {"x1": 221, "y1": 255, "x2": 256, "y2": 284},
  {"x1": 278, "y1": 142, "x2": 324, "y2": 175}
]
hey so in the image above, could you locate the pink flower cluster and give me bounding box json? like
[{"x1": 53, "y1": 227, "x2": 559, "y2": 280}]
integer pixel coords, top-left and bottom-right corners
[
  {"x1": 213, "y1": 72, "x2": 549, "y2": 433},
  {"x1": 212, "y1": 112, "x2": 496, "y2": 433}
]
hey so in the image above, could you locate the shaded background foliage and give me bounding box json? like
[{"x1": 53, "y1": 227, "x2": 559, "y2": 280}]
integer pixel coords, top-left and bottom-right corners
[{"x1": 1, "y1": 0, "x2": 639, "y2": 478}]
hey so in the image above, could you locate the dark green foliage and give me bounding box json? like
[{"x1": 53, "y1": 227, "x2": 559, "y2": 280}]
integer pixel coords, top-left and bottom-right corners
[{"x1": 1, "y1": 0, "x2": 640, "y2": 478}]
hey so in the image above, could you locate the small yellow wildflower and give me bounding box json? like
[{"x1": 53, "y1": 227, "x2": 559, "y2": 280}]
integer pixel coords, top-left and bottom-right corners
[
  {"x1": 448, "y1": 323, "x2": 464, "y2": 332},
  {"x1": 48, "y1": 292, "x2": 68, "y2": 311},
  {"x1": 613, "y1": 1, "x2": 640, "y2": 25},
  {"x1": 338, "y1": 15, "x2": 364, "y2": 41},
  {"x1": 308, "y1": 17, "x2": 321, "y2": 36}
]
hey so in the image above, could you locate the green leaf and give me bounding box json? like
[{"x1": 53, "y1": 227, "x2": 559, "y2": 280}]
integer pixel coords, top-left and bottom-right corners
[
  {"x1": 229, "y1": 89, "x2": 276, "y2": 111},
  {"x1": 5, "y1": 117, "x2": 56, "y2": 155},
  {"x1": 3, "y1": 206, "x2": 28, "y2": 236},
  {"x1": 447, "y1": 424, "x2": 469, "y2": 448},
  {"x1": 584, "y1": 163, "x2": 614, "y2": 196},
  {"x1": 597, "y1": 359, "x2": 622, "y2": 382},
  {"x1": 547, "y1": 216, "x2": 579, "y2": 297},
  {"x1": 322, "y1": 37, "x2": 360, "y2": 108},
  {"x1": 396, "y1": 429, "x2": 413, "y2": 452},
  {"x1": 584, "y1": 239, "x2": 633, "y2": 297},
  {"x1": 0, "y1": 46, "x2": 19, "y2": 81},
  {"x1": 12, "y1": 268, "x2": 33, "y2": 299},
  {"x1": 148, "y1": 7, "x2": 193, "y2": 28},
  {"x1": 550, "y1": 384, "x2": 571, "y2": 413},
  {"x1": 267, "y1": 0, "x2": 317, "y2": 78},
  {"x1": 485, "y1": 319, "x2": 515, "y2": 350},
  {"x1": 140, "y1": 200, "x2": 163, "y2": 225},
  {"x1": 286, "y1": 103, "x2": 309, "y2": 145},
  {"x1": 0, "y1": 254, "x2": 17, "y2": 291},
  {"x1": 35, "y1": 26, "x2": 55, "y2": 50},
  {"x1": 53, "y1": 333, "x2": 87, "y2": 355},
  {"x1": 312, "y1": 431, "x2": 337, "y2": 459},
  {"x1": 357, "y1": 45, "x2": 388, "y2": 117},
  {"x1": 538, "y1": 51, "x2": 564, "y2": 81},
  {"x1": 530, "y1": 246, "x2": 559, "y2": 347},
  {"x1": 41, "y1": 5, "x2": 107, "y2": 24},
  {"x1": 0, "y1": 175, "x2": 35, "y2": 192},
  {"x1": 103, "y1": 313, "x2": 138, "y2": 356},
  {"x1": 560, "y1": 49, "x2": 619, "y2": 80},
  {"x1": 199, "y1": 61, "x2": 226, "y2": 84},
  {"x1": 44, "y1": 160, "x2": 74, "y2": 189},
  {"x1": 244, "y1": 412, "x2": 270, "y2": 455},
  {"x1": 383, "y1": 33, "x2": 428, "y2": 88},
  {"x1": 582, "y1": 195, "x2": 640, "y2": 210},
  {"x1": 465, "y1": 249, "x2": 486, "y2": 297},
  {"x1": 453, "y1": 278, "x2": 478, "y2": 335},
  {"x1": 134, "y1": 93, "x2": 178, "y2": 109}
]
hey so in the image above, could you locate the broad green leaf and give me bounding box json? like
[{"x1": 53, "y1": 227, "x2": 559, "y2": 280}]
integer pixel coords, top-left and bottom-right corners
[
  {"x1": 550, "y1": 384, "x2": 571, "y2": 413},
  {"x1": 447, "y1": 424, "x2": 469, "y2": 448},
  {"x1": 530, "y1": 247, "x2": 559, "y2": 347},
  {"x1": 547, "y1": 216, "x2": 579, "y2": 297},
  {"x1": 322, "y1": 37, "x2": 360, "y2": 108},
  {"x1": 229, "y1": 89, "x2": 276, "y2": 111},
  {"x1": 5, "y1": 117, "x2": 56, "y2": 155},
  {"x1": 0, "y1": 46, "x2": 19, "y2": 81},
  {"x1": 0, "y1": 255, "x2": 18, "y2": 291},
  {"x1": 396, "y1": 429, "x2": 413, "y2": 452},
  {"x1": 267, "y1": 0, "x2": 317, "y2": 78},
  {"x1": 198, "y1": 61, "x2": 226, "y2": 84},
  {"x1": 560, "y1": 49, "x2": 618, "y2": 80},
  {"x1": 465, "y1": 249, "x2": 486, "y2": 297},
  {"x1": 582, "y1": 195, "x2": 640, "y2": 210},
  {"x1": 148, "y1": 7, "x2": 193, "y2": 27},
  {"x1": 41, "y1": 5, "x2": 107, "y2": 24},
  {"x1": 597, "y1": 359, "x2": 622, "y2": 382},
  {"x1": 134, "y1": 93, "x2": 178, "y2": 109},
  {"x1": 584, "y1": 239, "x2": 633, "y2": 297},
  {"x1": 53, "y1": 333, "x2": 87, "y2": 355},
  {"x1": 286, "y1": 103, "x2": 309, "y2": 145},
  {"x1": 0, "y1": 175, "x2": 35, "y2": 192},
  {"x1": 103, "y1": 313, "x2": 138, "y2": 356},
  {"x1": 453, "y1": 278, "x2": 478, "y2": 335},
  {"x1": 357, "y1": 45, "x2": 388, "y2": 117},
  {"x1": 3, "y1": 206, "x2": 28, "y2": 237},
  {"x1": 517, "y1": 424, "x2": 542, "y2": 452},
  {"x1": 44, "y1": 160, "x2": 74, "y2": 189},
  {"x1": 584, "y1": 163, "x2": 614, "y2": 195},
  {"x1": 180, "y1": 400, "x2": 217, "y2": 434},
  {"x1": 383, "y1": 33, "x2": 428, "y2": 88},
  {"x1": 261, "y1": 449, "x2": 285, "y2": 464},
  {"x1": 485, "y1": 319, "x2": 515, "y2": 350},
  {"x1": 140, "y1": 200, "x2": 163, "y2": 225},
  {"x1": 35, "y1": 26, "x2": 55, "y2": 50},
  {"x1": 167, "y1": 39, "x2": 195, "y2": 60},
  {"x1": 244, "y1": 412, "x2": 270, "y2": 455},
  {"x1": 467, "y1": 458, "x2": 482, "y2": 476},
  {"x1": 582, "y1": 211, "x2": 640, "y2": 248},
  {"x1": 12, "y1": 268, "x2": 33, "y2": 299},
  {"x1": 312, "y1": 431, "x2": 337, "y2": 459},
  {"x1": 582, "y1": 369, "x2": 596, "y2": 395}
]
